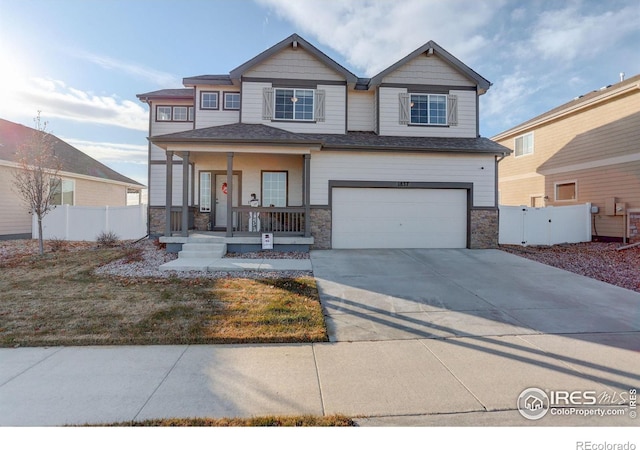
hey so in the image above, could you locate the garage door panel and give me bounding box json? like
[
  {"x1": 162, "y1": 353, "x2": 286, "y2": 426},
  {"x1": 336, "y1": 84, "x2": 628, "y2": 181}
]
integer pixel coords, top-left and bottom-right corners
[{"x1": 332, "y1": 188, "x2": 467, "y2": 249}]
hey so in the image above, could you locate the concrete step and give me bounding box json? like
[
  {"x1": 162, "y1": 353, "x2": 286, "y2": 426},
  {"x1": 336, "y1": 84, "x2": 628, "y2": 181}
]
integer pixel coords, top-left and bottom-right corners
[
  {"x1": 186, "y1": 236, "x2": 226, "y2": 244},
  {"x1": 178, "y1": 242, "x2": 226, "y2": 259}
]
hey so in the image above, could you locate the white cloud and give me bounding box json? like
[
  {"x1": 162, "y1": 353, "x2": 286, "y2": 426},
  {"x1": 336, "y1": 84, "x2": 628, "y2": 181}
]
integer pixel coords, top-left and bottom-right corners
[
  {"x1": 0, "y1": 75, "x2": 148, "y2": 131},
  {"x1": 527, "y1": 2, "x2": 640, "y2": 63},
  {"x1": 72, "y1": 50, "x2": 181, "y2": 87},
  {"x1": 257, "y1": 0, "x2": 504, "y2": 75},
  {"x1": 61, "y1": 138, "x2": 148, "y2": 166}
]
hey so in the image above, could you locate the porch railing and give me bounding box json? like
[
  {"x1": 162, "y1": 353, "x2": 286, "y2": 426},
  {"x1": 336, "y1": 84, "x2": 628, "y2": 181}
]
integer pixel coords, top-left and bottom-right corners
[
  {"x1": 232, "y1": 207, "x2": 306, "y2": 236},
  {"x1": 169, "y1": 207, "x2": 195, "y2": 233}
]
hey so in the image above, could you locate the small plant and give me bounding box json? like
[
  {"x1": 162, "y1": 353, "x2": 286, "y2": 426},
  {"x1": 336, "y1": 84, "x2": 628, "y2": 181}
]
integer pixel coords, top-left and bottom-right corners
[
  {"x1": 152, "y1": 238, "x2": 166, "y2": 250},
  {"x1": 96, "y1": 231, "x2": 120, "y2": 248},
  {"x1": 48, "y1": 237, "x2": 67, "y2": 253},
  {"x1": 123, "y1": 248, "x2": 144, "y2": 263}
]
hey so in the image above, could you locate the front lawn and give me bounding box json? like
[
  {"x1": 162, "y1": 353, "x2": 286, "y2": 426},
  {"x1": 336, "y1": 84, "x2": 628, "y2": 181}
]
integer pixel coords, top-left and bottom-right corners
[{"x1": 0, "y1": 247, "x2": 327, "y2": 347}]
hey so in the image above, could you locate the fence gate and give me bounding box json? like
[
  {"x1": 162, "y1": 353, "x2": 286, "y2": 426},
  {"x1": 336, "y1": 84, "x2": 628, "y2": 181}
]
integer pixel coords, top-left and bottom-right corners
[{"x1": 499, "y1": 204, "x2": 592, "y2": 246}]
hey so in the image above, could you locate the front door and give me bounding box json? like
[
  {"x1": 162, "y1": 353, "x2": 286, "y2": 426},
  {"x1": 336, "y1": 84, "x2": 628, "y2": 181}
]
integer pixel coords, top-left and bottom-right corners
[{"x1": 214, "y1": 174, "x2": 239, "y2": 229}]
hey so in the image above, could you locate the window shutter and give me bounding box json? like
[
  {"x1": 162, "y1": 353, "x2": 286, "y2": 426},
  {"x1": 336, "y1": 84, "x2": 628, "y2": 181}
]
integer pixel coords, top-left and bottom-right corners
[
  {"x1": 398, "y1": 93, "x2": 410, "y2": 124},
  {"x1": 447, "y1": 94, "x2": 458, "y2": 126},
  {"x1": 262, "y1": 87, "x2": 274, "y2": 120},
  {"x1": 314, "y1": 89, "x2": 325, "y2": 122}
]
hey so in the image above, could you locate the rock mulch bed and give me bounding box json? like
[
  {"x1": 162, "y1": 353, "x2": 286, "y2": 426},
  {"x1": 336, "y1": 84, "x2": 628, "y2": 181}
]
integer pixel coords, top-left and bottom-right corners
[{"x1": 500, "y1": 242, "x2": 640, "y2": 293}]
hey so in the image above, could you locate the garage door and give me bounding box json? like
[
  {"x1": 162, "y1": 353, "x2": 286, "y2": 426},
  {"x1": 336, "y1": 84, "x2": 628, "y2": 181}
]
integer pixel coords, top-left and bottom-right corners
[{"x1": 332, "y1": 188, "x2": 467, "y2": 249}]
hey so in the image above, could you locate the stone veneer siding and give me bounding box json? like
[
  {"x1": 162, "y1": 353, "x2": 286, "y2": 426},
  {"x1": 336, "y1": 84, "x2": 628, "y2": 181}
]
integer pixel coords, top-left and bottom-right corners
[
  {"x1": 470, "y1": 208, "x2": 499, "y2": 249},
  {"x1": 193, "y1": 210, "x2": 211, "y2": 231},
  {"x1": 310, "y1": 207, "x2": 331, "y2": 249},
  {"x1": 149, "y1": 207, "x2": 165, "y2": 236}
]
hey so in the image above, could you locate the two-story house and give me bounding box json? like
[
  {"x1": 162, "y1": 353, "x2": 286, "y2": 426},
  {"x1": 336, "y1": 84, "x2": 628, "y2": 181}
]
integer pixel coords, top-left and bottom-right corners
[
  {"x1": 137, "y1": 34, "x2": 509, "y2": 251},
  {"x1": 494, "y1": 74, "x2": 640, "y2": 242}
]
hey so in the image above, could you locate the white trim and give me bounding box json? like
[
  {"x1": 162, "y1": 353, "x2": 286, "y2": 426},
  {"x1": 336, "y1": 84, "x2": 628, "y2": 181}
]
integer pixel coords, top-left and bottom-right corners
[
  {"x1": 0, "y1": 159, "x2": 144, "y2": 189},
  {"x1": 538, "y1": 152, "x2": 640, "y2": 175},
  {"x1": 514, "y1": 132, "x2": 534, "y2": 158},
  {"x1": 409, "y1": 93, "x2": 448, "y2": 126},
  {"x1": 554, "y1": 180, "x2": 578, "y2": 202}
]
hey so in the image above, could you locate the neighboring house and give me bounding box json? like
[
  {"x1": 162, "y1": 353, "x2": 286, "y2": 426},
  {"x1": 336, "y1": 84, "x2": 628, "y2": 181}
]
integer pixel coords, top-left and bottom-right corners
[
  {"x1": 494, "y1": 74, "x2": 640, "y2": 241},
  {"x1": 0, "y1": 118, "x2": 145, "y2": 239},
  {"x1": 137, "y1": 33, "x2": 509, "y2": 250}
]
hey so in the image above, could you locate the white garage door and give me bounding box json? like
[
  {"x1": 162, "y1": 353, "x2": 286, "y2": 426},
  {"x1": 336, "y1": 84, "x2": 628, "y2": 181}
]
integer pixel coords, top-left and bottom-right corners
[{"x1": 332, "y1": 188, "x2": 467, "y2": 249}]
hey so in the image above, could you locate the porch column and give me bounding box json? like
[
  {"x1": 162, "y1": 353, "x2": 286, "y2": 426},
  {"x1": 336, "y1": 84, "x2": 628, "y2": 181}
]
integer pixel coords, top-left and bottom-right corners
[
  {"x1": 181, "y1": 151, "x2": 190, "y2": 237},
  {"x1": 226, "y1": 152, "x2": 234, "y2": 237},
  {"x1": 303, "y1": 154, "x2": 311, "y2": 237},
  {"x1": 165, "y1": 151, "x2": 173, "y2": 237}
]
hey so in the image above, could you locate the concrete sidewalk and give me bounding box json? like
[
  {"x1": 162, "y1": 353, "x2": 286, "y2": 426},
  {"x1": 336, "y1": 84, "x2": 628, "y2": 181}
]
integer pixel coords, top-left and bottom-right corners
[{"x1": 1, "y1": 333, "x2": 639, "y2": 426}]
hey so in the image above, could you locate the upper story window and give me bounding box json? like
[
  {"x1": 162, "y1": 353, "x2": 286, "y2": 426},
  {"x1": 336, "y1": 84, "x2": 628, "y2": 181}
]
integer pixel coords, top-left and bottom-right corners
[
  {"x1": 200, "y1": 91, "x2": 219, "y2": 110},
  {"x1": 410, "y1": 94, "x2": 447, "y2": 125},
  {"x1": 515, "y1": 132, "x2": 534, "y2": 157},
  {"x1": 224, "y1": 92, "x2": 240, "y2": 110},
  {"x1": 156, "y1": 106, "x2": 194, "y2": 122},
  {"x1": 274, "y1": 88, "x2": 314, "y2": 121},
  {"x1": 157, "y1": 106, "x2": 172, "y2": 121}
]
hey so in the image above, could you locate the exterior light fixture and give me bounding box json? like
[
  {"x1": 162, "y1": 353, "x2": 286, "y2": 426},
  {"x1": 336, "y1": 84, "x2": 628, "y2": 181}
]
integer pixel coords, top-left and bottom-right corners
[{"x1": 291, "y1": 97, "x2": 298, "y2": 103}]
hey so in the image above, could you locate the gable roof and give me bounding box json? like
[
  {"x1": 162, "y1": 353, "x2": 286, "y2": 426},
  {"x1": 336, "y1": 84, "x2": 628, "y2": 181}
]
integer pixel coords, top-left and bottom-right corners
[
  {"x1": 0, "y1": 118, "x2": 144, "y2": 187},
  {"x1": 229, "y1": 33, "x2": 358, "y2": 84},
  {"x1": 369, "y1": 40, "x2": 491, "y2": 93},
  {"x1": 492, "y1": 73, "x2": 640, "y2": 140},
  {"x1": 182, "y1": 75, "x2": 233, "y2": 87}
]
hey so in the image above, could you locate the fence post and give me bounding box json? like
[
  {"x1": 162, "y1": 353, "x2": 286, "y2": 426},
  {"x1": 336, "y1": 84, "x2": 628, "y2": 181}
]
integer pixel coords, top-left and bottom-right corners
[{"x1": 64, "y1": 204, "x2": 70, "y2": 240}]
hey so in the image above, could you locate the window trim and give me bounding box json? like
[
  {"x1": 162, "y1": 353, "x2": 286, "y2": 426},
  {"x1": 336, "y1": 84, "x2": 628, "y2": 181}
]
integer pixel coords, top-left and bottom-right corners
[
  {"x1": 409, "y1": 93, "x2": 448, "y2": 126},
  {"x1": 223, "y1": 91, "x2": 241, "y2": 110},
  {"x1": 199, "y1": 171, "x2": 212, "y2": 213},
  {"x1": 155, "y1": 105, "x2": 194, "y2": 122},
  {"x1": 200, "y1": 91, "x2": 220, "y2": 110},
  {"x1": 50, "y1": 178, "x2": 75, "y2": 206},
  {"x1": 261, "y1": 170, "x2": 289, "y2": 207},
  {"x1": 156, "y1": 106, "x2": 172, "y2": 122},
  {"x1": 273, "y1": 88, "x2": 315, "y2": 122},
  {"x1": 554, "y1": 180, "x2": 577, "y2": 202},
  {"x1": 514, "y1": 132, "x2": 534, "y2": 158}
]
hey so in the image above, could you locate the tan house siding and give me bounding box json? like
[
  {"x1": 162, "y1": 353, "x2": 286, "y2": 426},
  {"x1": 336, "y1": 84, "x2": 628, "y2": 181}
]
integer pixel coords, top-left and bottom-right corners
[
  {"x1": 347, "y1": 90, "x2": 375, "y2": 131},
  {"x1": 244, "y1": 47, "x2": 344, "y2": 81},
  {"x1": 0, "y1": 165, "x2": 31, "y2": 236},
  {"x1": 381, "y1": 54, "x2": 476, "y2": 86},
  {"x1": 496, "y1": 77, "x2": 640, "y2": 239},
  {"x1": 195, "y1": 87, "x2": 240, "y2": 129},
  {"x1": 74, "y1": 178, "x2": 128, "y2": 206}
]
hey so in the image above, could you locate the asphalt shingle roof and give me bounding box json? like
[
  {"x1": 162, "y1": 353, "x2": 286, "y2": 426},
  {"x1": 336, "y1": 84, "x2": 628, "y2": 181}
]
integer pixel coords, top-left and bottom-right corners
[
  {"x1": 151, "y1": 123, "x2": 510, "y2": 155},
  {"x1": 0, "y1": 118, "x2": 144, "y2": 187}
]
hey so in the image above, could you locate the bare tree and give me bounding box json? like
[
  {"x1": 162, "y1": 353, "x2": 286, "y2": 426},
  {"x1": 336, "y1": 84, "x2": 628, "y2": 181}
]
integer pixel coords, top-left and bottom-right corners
[{"x1": 13, "y1": 112, "x2": 62, "y2": 255}]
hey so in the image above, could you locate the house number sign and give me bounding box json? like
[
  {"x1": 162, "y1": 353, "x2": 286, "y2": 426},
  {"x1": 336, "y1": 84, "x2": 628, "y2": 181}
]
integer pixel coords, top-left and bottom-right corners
[{"x1": 397, "y1": 182, "x2": 410, "y2": 187}]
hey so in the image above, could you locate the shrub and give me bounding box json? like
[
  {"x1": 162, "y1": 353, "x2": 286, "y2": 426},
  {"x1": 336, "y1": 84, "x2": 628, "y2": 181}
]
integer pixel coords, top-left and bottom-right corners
[
  {"x1": 96, "y1": 231, "x2": 120, "y2": 248},
  {"x1": 48, "y1": 237, "x2": 67, "y2": 253}
]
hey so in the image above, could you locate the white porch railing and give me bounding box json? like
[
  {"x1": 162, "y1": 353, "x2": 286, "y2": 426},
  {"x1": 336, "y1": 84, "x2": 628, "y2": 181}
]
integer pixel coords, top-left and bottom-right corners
[{"x1": 232, "y1": 207, "x2": 306, "y2": 236}]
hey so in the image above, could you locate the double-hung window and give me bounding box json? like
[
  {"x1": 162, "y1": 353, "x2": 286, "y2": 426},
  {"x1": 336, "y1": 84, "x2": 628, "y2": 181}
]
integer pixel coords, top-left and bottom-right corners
[
  {"x1": 262, "y1": 171, "x2": 287, "y2": 207},
  {"x1": 224, "y1": 92, "x2": 240, "y2": 110},
  {"x1": 274, "y1": 88, "x2": 314, "y2": 121},
  {"x1": 410, "y1": 94, "x2": 447, "y2": 125},
  {"x1": 199, "y1": 172, "x2": 212, "y2": 212},
  {"x1": 201, "y1": 92, "x2": 219, "y2": 110},
  {"x1": 173, "y1": 106, "x2": 188, "y2": 121},
  {"x1": 50, "y1": 178, "x2": 74, "y2": 205},
  {"x1": 157, "y1": 106, "x2": 172, "y2": 121},
  {"x1": 515, "y1": 132, "x2": 534, "y2": 157}
]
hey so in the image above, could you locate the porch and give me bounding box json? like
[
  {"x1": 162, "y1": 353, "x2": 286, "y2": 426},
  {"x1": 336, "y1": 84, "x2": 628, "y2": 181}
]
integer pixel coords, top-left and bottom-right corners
[{"x1": 159, "y1": 231, "x2": 314, "y2": 254}]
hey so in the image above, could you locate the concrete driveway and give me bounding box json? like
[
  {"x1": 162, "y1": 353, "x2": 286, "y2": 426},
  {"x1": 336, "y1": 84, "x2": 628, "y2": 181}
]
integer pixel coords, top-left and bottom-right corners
[{"x1": 310, "y1": 249, "x2": 640, "y2": 342}]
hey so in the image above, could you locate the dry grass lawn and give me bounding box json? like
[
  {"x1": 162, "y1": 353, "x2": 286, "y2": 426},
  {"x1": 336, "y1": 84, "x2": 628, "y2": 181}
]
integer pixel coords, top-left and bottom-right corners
[
  {"x1": 99, "y1": 414, "x2": 355, "y2": 427},
  {"x1": 0, "y1": 248, "x2": 327, "y2": 347}
]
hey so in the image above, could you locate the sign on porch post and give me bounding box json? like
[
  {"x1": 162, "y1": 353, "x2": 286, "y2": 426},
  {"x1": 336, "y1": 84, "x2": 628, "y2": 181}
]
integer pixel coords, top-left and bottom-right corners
[{"x1": 261, "y1": 233, "x2": 273, "y2": 250}]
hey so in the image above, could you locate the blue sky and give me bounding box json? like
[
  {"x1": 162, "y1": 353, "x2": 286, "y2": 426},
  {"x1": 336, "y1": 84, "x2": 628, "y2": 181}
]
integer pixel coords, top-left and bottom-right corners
[{"x1": 1, "y1": 0, "x2": 638, "y2": 187}]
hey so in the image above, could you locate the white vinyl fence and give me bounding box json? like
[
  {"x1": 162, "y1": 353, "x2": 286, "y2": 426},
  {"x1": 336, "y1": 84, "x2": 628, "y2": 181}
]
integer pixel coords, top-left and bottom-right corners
[
  {"x1": 33, "y1": 204, "x2": 147, "y2": 241},
  {"x1": 499, "y1": 203, "x2": 592, "y2": 246}
]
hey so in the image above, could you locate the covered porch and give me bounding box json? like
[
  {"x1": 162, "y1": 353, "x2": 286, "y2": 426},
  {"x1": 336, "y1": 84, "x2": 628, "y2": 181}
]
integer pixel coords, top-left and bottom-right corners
[{"x1": 155, "y1": 125, "x2": 320, "y2": 241}]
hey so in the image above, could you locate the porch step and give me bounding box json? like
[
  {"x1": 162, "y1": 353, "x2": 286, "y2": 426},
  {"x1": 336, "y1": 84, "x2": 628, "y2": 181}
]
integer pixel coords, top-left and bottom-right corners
[{"x1": 178, "y1": 242, "x2": 227, "y2": 259}]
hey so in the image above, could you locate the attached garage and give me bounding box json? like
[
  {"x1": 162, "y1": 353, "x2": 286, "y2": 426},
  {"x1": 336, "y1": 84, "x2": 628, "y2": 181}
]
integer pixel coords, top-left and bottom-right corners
[{"x1": 331, "y1": 187, "x2": 468, "y2": 249}]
